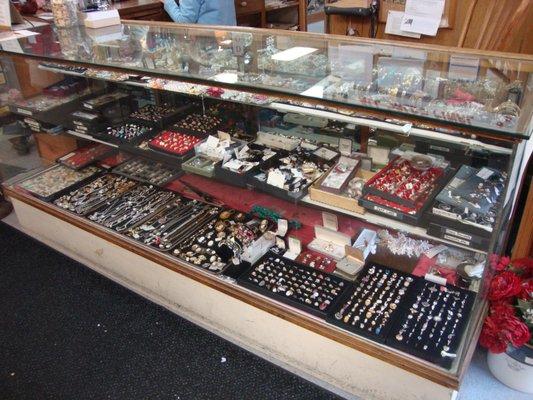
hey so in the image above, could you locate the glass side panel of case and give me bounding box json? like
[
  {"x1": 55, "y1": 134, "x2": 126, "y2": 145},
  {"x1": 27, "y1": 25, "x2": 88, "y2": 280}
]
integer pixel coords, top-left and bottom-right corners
[{"x1": 0, "y1": 23, "x2": 532, "y2": 137}]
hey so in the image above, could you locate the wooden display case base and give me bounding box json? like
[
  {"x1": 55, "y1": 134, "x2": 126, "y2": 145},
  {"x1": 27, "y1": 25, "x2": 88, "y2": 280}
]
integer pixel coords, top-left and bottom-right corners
[{"x1": 8, "y1": 194, "x2": 463, "y2": 400}]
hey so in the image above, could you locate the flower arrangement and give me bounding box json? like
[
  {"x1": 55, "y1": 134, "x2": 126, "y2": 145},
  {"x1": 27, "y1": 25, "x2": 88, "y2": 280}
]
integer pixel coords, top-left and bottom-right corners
[{"x1": 479, "y1": 256, "x2": 533, "y2": 353}]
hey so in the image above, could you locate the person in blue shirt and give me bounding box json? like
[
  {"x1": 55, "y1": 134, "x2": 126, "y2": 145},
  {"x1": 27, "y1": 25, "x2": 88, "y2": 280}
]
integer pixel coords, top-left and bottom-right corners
[{"x1": 162, "y1": 0, "x2": 237, "y2": 26}]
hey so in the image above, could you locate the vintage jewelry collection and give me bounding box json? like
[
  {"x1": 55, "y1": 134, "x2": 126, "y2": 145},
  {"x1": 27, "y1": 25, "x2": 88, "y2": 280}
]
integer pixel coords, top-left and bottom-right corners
[{"x1": 5, "y1": 23, "x2": 526, "y2": 376}]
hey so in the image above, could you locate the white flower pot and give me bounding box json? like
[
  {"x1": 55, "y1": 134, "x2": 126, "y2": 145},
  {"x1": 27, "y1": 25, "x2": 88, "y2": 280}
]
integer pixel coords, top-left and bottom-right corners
[{"x1": 487, "y1": 345, "x2": 533, "y2": 394}]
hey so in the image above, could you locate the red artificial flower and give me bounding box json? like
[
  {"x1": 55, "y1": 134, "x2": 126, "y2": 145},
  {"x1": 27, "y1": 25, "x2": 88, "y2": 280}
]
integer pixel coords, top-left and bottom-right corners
[
  {"x1": 518, "y1": 278, "x2": 533, "y2": 300},
  {"x1": 490, "y1": 301, "x2": 516, "y2": 317},
  {"x1": 479, "y1": 314, "x2": 532, "y2": 353},
  {"x1": 488, "y1": 271, "x2": 523, "y2": 301},
  {"x1": 512, "y1": 258, "x2": 533, "y2": 278}
]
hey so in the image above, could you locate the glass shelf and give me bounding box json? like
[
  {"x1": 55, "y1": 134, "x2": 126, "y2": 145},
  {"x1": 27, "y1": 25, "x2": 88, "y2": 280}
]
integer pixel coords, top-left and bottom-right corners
[{"x1": 1, "y1": 22, "x2": 532, "y2": 138}]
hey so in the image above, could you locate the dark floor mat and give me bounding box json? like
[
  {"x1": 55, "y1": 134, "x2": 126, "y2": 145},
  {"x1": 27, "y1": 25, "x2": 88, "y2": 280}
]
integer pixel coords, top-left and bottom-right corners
[{"x1": 0, "y1": 223, "x2": 340, "y2": 400}]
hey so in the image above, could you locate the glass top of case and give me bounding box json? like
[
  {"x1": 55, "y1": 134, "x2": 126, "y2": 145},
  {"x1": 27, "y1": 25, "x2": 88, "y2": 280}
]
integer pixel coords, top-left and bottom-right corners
[{"x1": 1, "y1": 22, "x2": 532, "y2": 138}]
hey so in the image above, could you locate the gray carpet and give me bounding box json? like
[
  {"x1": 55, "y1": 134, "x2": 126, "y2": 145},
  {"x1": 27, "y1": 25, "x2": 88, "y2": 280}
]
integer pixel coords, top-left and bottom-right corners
[{"x1": 0, "y1": 223, "x2": 340, "y2": 400}]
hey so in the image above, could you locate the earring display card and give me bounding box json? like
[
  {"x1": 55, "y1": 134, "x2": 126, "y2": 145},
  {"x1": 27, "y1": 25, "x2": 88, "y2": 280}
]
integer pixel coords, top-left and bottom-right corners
[
  {"x1": 238, "y1": 251, "x2": 351, "y2": 319},
  {"x1": 388, "y1": 281, "x2": 475, "y2": 369},
  {"x1": 58, "y1": 144, "x2": 116, "y2": 170},
  {"x1": 87, "y1": 185, "x2": 176, "y2": 233},
  {"x1": 54, "y1": 174, "x2": 138, "y2": 216},
  {"x1": 429, "y1": 165, "x2": 506, "y2": 237},
  {"x1": 112, "y1": 157, "x2": 182, "y2": 187},
  {"x1": 327, "y1": 264, "x2": 418, "y2": 342},
  {"x1": 16, "y1": 164, "x2": 101, "y2": 202}
]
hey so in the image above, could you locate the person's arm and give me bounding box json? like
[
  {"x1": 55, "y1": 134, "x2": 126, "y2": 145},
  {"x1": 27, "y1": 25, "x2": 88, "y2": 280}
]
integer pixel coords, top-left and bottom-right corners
[{"x1": 163, "y1": 0, "x2": 202, "y2": 23}]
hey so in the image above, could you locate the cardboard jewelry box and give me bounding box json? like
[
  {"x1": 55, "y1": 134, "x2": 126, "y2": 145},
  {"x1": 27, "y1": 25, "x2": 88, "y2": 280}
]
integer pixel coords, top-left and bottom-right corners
[{"x1": 309, "y1": 168, "x2": 375, "y2": 214}]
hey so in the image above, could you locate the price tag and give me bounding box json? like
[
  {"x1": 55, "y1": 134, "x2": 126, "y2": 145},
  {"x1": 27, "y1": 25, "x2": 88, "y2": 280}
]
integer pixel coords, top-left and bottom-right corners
[
  {"x1": 401, "y1": 123, "x2": 412, "y2": 135},
  {"x1": 231, "y1": 34, "x2": 248, "y2": 56},
  {"x1": 276, "y1": 219, "x2": 288, "y2": 237},
  {"x1": 206, "y1": 135, "x2": 220, "y2": 148},
  {"x1": 267, "y1": 170, "x2": 285, "y2": 189},
  {"x1": 338, "y1": 138, "x2": 353, "y2": 156},
  {"x1": 477, "y1": 167, "x2": 494, "y2": 180},
  {"x1": 217, "y1": 130, "x2": 231, "y2": 141},
  {"x1": 322, "y1": 212, "x2": 339, "y2": 231}
]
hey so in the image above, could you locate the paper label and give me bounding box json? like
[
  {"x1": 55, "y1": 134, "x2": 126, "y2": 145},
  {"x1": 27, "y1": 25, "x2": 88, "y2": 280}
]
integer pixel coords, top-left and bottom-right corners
[
  {"x1": 267, "y1": 170, "x2": 286, "y2": 189},
  {"x1": 16, "y1": 108, "x2": 32, "y2": 116},
  {"x1": 217, "y1": 131, "x2": 231, "y2": 141},
  {"x1": 276, "y1": 219, "x2": 288, "y2": 237},
  {"x1": 400, "y1": 0, "x2": 445, "y2": 36},
  {"x1": 205, "y1": 135, "x2": 220, "y2": 148},
  {"x1": 444, "y1": 228, "x2": 473, "y2": 241},
  {"x1": 425, "y1": 273, "x2": 447, "y2": 286},
  {"x1": 443, "y1": 234, "x2": 470, "y2": 246},
  {"x1": 385, "y1": 11, "x2": 422, "y2": 38},
  {"x1": 477, "y1": 167, "x2": 494, "y2": 180},
  {"x1": 373, "y1": 205, "x2": 398, "y2": 218},
  {"x1": 401, "y1": 123, "x2": 413, "y2": 134},
  {"x1": 433, "y1": 207, "x2": 458, "y2": 220},
  {"x1": 429, "y1": 144, "x2": 450, "y2": 153},
  {"x1": 448, "y1": 56, "x2": 480, "y2": 81},
  {"x1": 322, "y1": 212, "x2": 339, "y2": 231},
  {"x1": 338, "y1": 138, "x2": 353, "y2": 156},
  {"x1": 0, "y1": 1, "x2": 10, "y2": 28},
  {"x1": 288, "y1": 236, "x2": 302, "y2": 254}
]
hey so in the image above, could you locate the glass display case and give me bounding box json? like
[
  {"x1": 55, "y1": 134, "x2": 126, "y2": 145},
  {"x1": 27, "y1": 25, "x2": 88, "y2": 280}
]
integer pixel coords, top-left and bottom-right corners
[{"x1": 0, "y1": 21, "x2": 531, "y2": 400}]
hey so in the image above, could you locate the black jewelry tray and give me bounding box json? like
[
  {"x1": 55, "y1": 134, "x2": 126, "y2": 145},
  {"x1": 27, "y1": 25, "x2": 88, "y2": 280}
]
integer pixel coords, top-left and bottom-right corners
[
  {"x1": 237, "y1": 251, "x2": 353, "y2": 319},
  {"x1": 53, "y1": 173, "x2": 139, "y2": 217},
  {"x1": 387, "y1": 280, "x2": 476, "y2": 369},
  {"x1": 15, "y1": 164, "x2": 103, "y2": 203},
  {"x1": 214, "y1": 144, "x2": 281, "y2": 189},
  {"x1": 425, "y1": 209, "x2": 493, "y2": 239},
  {"x1": 362, "y1": 157, "x2": 452, "y2": 209},
  {"x1": 94, "y1": 120, "x2": 157, "y2": 146},
  {"x1": 129, "y1": 103, "x2": 192, "y2": 128},
  {"x1": 112, "y1": 157, "x2": 183, "y2": 188},
  {"x1": 326, "y1": 264, "x2": 420, "y2": 343},
  {"x1": 57, "y1": 145, "x2": 117, "y2": 171},
  {"x1": 426, "y1": 222, "x2": 490, "y2": 252}
]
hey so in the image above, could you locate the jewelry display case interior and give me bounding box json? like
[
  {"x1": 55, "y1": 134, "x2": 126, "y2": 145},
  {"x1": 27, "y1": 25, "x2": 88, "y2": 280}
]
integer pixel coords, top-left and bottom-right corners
[{"x1": 0, "y1": 20, "x2": 531, "y2": 400}]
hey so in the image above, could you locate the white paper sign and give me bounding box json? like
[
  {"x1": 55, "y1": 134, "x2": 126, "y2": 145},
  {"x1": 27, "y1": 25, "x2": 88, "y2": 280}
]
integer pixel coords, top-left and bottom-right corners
[
  {"x1": 276, "y1": 219, "x2": 288, "y2": 237},
  {"x1": 400, "y1": 0, "x2": 445, "y2": 36},
  {"x1": 322, "y1": 212, "x2": 339, "y2": 232},
  {"x1": 385, "y1": 11, "x2": 421, "y2": 39},
  {"x1": 267, "y1": 170, "x2": 286, "y2": 189},
  {"x1": 0, "y1": 1, "x2": 10, "y2": 28}
]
